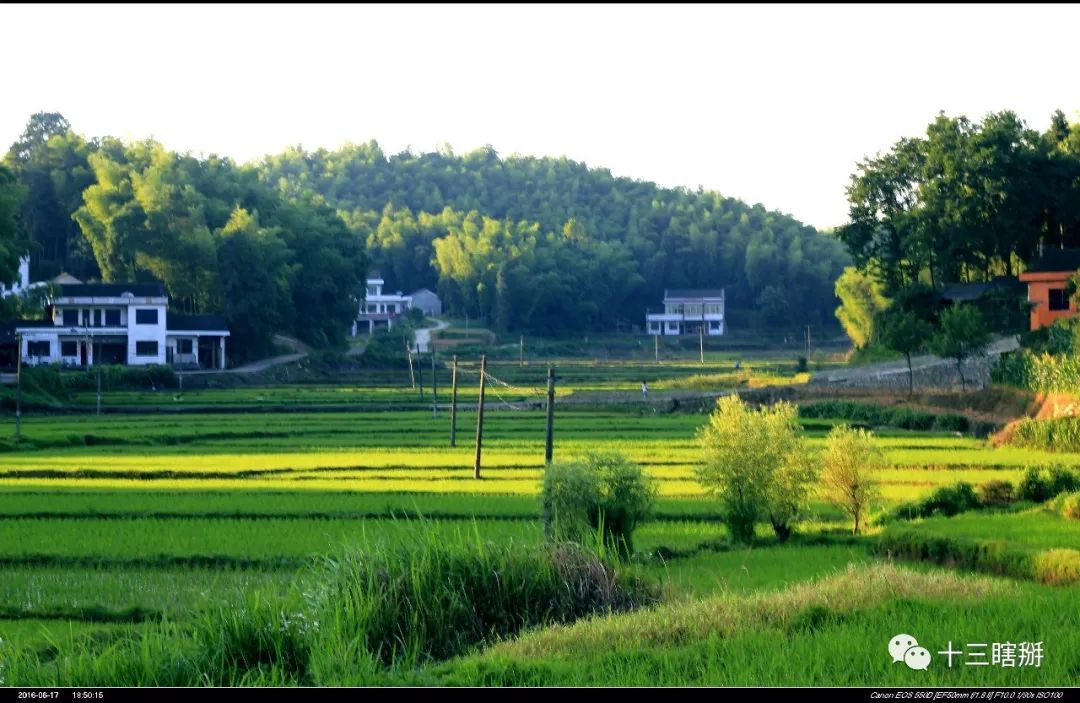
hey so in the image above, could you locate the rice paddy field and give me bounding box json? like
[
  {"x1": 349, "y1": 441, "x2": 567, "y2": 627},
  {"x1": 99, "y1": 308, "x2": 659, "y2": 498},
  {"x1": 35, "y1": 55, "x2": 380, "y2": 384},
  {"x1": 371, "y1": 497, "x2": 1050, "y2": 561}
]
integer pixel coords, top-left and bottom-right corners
[{"x1": 0, "y1": 361, "x2": 1076, "y2": 687}]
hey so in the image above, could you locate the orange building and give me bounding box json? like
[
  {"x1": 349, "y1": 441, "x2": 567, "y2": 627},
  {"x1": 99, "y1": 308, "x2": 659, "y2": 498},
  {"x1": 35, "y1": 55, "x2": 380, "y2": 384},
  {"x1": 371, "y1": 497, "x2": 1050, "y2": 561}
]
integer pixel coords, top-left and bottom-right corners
[{"x1": 1018, "y1": 248, "x2": 1080, "y2": 330}]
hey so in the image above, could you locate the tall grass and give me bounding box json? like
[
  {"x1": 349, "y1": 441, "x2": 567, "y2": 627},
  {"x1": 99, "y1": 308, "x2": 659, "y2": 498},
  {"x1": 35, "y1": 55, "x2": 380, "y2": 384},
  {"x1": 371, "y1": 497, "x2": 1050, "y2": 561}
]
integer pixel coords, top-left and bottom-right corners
[{"x1": 1008, "y1": 416, "x2": 1080, "y2": 452}]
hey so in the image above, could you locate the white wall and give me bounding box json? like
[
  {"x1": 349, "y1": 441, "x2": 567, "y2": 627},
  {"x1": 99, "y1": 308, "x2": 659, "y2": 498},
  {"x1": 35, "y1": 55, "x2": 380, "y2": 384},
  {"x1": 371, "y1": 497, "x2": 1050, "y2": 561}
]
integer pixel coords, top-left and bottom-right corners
[{"x1": 126, "y1": 302, "x2": 167, "y2": 365}]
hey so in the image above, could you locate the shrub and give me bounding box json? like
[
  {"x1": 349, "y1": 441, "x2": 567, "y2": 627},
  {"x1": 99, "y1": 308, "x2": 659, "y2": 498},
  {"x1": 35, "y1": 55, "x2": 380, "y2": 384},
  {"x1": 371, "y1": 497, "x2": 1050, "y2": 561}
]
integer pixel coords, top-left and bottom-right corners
[
  {"x1": 313, "y1": 538, "x2": 660, "y2": 666},
  {"x1": 978, "y1": 480, "x2": 1015, "y2": 508},
  {"x1": 1058, "y1": 492, "x2": 1080, "y2": 520},
  {"x1": 1017, "y1": 465, "x2": 1079, "y2": 503},
  {"x1": 1018, "y1": 467, "x2": 1054, "y2": 503},
  {"x1": 695, "y1": 396, "x2": 814, "y2": 544},
  {"x1": 542, "y1": 451, "x2": 656, "y2": 557},
  {"x1": 888, "y1": 482, "x2": 983, "y2": 521}
]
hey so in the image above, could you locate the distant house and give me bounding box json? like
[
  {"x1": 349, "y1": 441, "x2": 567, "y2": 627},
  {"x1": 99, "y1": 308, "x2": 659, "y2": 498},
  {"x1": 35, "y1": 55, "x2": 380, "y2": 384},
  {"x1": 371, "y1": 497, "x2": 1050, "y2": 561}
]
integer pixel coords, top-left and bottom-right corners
[
  {"x1": 10, "y1": 282, "x2": 229, "y2": 369},
  {"x1": 409, "y1": 288, "x2": 442, "y2": 317},
  {"x1": 355, "y1": 274, "x2": 411, "y2": 335},
  {"x1": 645, "y1": 288, "x2": 725, "y2": 336},
  {"x1": 1018, "y1": 248, "x2": 1080, "y2": 330},
  {"x1": 353, "y1": 275, "x2": 443, "y2": 335}
]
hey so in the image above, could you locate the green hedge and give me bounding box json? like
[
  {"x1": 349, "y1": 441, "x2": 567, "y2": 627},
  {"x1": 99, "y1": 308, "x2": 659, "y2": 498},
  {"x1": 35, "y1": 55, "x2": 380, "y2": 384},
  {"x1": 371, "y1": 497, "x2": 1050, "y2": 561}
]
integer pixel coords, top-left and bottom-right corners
[{"x1": 797, "y1": 400, "x2": 972, "y2": 433}]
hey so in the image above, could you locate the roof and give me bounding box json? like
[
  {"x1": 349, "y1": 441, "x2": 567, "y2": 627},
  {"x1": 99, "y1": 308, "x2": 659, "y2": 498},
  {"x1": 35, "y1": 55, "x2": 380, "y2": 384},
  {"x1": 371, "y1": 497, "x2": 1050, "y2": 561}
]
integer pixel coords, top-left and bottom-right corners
[
  {"x1": 52, "y1": 273, "x2": 82, "y2": 284},
  {"x1": 167, "y1": 314, "x2": 229, "y2": 332},
  {"x1": 58, "y1": 282, "x2": 166, "y2": 298},
  {"x1": 939, "y1": 277, "x2": 1025, "y2": 302},
  {"x1": 1025, "y1": 248, "x2": 1080, "y2": 274},
  {"x1": 409, "y1": 288, "x2": 439, "y2": 298},
  {"x1": 664, "y1": 288, "x2": 725, "y2": 300}
]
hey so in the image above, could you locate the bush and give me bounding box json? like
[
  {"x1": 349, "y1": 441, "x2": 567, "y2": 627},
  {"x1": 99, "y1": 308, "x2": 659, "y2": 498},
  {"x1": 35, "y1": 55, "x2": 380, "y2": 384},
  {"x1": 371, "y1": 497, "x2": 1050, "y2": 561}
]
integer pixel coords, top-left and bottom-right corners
[
  {"x1": 1058, "y1": 492, "x2": 1080, "y2": 520},
  {"x1": 889, "y1": 482, "x2": 982, "y2": 521},
  {"x1": 1018, "y1": 467, "x2": 1054, "y2": 503},
  {"x1": 313, "y1": 538, "x2": 660, "y2": 666},
  {"x1": 543, "y1": 451, "x2": 656, "y2": 557},
  {"x1": 798, "y1": 401, "x2": 970, "y2": 433},
  {"x1": 978, "y1": 480, "x2": 1015, "y2": 508},
  {"x1": 1017, "y1": 465, "x2": 1079, "y2": 503}
]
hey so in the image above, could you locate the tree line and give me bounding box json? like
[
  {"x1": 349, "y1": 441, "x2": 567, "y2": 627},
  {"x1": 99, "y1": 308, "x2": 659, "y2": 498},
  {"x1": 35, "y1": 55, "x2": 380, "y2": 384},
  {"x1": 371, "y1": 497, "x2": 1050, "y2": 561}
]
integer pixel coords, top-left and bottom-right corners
[
  {"x1": 1, "y1": 112, "x2": 850, "y2": 360},
  {"x1": 1, "y1": 113, "x2": 366, "y2": 359}
]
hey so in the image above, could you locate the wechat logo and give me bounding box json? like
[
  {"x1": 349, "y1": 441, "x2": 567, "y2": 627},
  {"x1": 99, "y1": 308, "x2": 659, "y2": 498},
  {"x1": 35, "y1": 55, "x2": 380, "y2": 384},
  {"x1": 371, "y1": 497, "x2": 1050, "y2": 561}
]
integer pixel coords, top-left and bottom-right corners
[{"x1": 889, "y1": 633, "x2": 931, "y2": 671}]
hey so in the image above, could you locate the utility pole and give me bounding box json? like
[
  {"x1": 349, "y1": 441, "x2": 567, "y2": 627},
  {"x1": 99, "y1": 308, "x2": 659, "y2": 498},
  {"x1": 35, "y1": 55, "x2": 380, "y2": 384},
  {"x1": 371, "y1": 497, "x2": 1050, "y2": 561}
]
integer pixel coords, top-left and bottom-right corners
[
  {"x1": 15, "y1": 333, "x2": 22, "y2": 442},
  {"x1": 405, "y1": 337, "x2": 416, "y2": 389},
  {"x1": 654, "y1": 333, "x2": 659, "y2": 364},
  {"x1": 544, "y1": 365, "x2": 555, "y2": 465},
  {"x1": 416, "y1": 344, "x2": 424, "y2": 401},
  {"x1": 519, "y1": 335, "x2": 524, "y2": 367},
  {"x1": 473, "y1": 354, "x2": 487, "y2": 479},
  {"x1": 431, "y1": 346, "x2": 438, "y2": 418},
  {"x1": 449, "y1": 355, "x2": 458, "y2": 447},
  {"x1": 806, "y1": 325, "x2": 811, "y2": 358},
  {"x1": 699, "y1": 325, "x2": 704, "y2": 365},
  {"x1": 96, "y1": 363, "x2": 102, "y2": 416}
]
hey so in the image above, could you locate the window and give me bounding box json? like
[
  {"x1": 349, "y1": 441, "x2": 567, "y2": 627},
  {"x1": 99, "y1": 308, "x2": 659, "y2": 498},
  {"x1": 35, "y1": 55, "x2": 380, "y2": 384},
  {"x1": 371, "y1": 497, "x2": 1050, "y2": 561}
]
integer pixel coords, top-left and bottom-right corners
[
  {"x1": 136, "y1": 341, "x2": 158, "y2": 356},
  {"x1": 27, "y1": 341, "x2": 50, "y2": 356},
  {"x1": 178, "y1": 339, "x2": 193, "y2": 354},
  {"x1": 105, "y1": 309, "x2": 121, "y2": 326},
  {"x1": 1049, "y1": 288, "x2": 1070, "y2": 311},
  {"x1": 135, "y1": 309, "x2": 158, "y2": 324},
  {"x1": 93, "y1": 310, "x2": 101, "y2": 327},
  {"x1": 62, "y1": 309, "x2": 79, "y2": 326},
  {"x1": 650, "y1": 322, "x2": 660, "y2": 332},
  {"x1": 61, "y1": 341, "x2": 78, "y2": 356}
]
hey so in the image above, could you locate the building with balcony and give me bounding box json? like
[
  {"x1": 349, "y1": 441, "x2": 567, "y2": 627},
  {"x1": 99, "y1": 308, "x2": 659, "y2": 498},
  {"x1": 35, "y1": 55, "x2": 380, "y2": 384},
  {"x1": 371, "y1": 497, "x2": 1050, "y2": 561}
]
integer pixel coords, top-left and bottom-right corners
[
  {"x1": 10, "y1": 282, "x2": 229, "y2": 369},
  {"x1": 353, "y1": 274, "x2": 443, "y2": 335},
  {"x1": 645, "y1": 288, "x2": 725, "y2": 336}
]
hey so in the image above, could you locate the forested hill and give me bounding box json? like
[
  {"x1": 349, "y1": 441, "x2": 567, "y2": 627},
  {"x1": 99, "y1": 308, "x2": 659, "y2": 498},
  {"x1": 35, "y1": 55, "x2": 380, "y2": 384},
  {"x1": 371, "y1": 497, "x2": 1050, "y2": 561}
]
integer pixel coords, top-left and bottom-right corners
[
  {"x1": 257, "y1": 143, "x2": 850, "y2": 334},
  {"x1": 1, "y1": 113, "x2": 849, "y2": 361}
]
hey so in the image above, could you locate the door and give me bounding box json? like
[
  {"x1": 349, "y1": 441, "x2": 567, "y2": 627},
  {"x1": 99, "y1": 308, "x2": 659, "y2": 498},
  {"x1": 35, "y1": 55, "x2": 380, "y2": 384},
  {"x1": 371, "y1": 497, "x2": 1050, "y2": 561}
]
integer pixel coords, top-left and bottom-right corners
[{"x1": 80, "y1": 342, "x2": 87, "y2": 366}]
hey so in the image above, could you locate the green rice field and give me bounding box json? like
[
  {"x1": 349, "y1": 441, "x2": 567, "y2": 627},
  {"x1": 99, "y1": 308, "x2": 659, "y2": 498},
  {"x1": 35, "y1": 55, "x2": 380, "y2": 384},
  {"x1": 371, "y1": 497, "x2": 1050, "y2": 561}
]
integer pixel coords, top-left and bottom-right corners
[{"x1": 0, "y1": 367, "x2": 1076, "y2": 686}]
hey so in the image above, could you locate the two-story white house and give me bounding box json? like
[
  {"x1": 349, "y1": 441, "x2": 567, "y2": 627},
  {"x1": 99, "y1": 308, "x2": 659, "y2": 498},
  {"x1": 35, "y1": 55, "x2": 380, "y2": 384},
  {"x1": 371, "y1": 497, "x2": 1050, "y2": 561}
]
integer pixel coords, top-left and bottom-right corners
[
  {"x1": 12, "y1": 282, "x2": 230, "y2": 369},
  {"x1": 645, "y1": 288, "x2": 726, "y2": 336}
]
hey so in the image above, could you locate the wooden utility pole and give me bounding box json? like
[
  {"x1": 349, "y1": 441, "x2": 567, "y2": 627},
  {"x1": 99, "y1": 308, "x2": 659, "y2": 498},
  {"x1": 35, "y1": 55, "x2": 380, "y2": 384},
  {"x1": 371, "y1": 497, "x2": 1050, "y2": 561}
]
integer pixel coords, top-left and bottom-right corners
[
  {"x1": 805, "y1": 325, "x2": 811, "y2": 358},
  {"x1": 416, "y1": 344, "x2": 424, "y2": 400},
  {"x1": 544, "y1": 365, "x2": 555, "y2": 465},
  {"x1": 405, "y1": 337, "x2": 416, "y2": 389},
  {"x1": 431, "y1": 347, "x2": 438, "y2": 417},
  {"x1": 519, "y1": 335, "x2": 524, "y2": 367},
  {"x1": 654, "y1": 333, "x2": 659, "y2": 364},
  {"x1": 96, "y1": 363, "x2": 102, "y2": 416},
  {"x1": 15, "y1": 333, "x2": 22, "y2": 442},
  {"x1": 473, "y1": 355, "x2": 487, "y2": 479},
  {"x1": 449, "y1": 355, "x2": 458, "y2": 447},
  {"x1": 699, "y1": 325, "x2": 704, "y2": 365}
]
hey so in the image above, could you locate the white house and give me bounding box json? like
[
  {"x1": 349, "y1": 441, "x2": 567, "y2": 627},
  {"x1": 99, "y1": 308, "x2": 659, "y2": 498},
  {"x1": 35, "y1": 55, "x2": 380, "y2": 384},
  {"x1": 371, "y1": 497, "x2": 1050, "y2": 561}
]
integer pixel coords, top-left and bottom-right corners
[
  {"x1": 645, "y1": 288, "x2": 726, "y2": 336},
  {"x1": 355, "y1": 274, "x2": 412, "y2": 335},
  {"x1": 13, "y1": 282, "x2": 230, "y2": 369}
]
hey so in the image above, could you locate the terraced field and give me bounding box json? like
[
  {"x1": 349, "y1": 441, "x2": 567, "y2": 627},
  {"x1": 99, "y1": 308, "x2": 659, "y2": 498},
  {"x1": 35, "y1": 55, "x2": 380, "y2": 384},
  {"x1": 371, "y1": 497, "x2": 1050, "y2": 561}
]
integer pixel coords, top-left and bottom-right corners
[{"x1": 0, "y1": 371, "x2": 1076, "y2": 686}]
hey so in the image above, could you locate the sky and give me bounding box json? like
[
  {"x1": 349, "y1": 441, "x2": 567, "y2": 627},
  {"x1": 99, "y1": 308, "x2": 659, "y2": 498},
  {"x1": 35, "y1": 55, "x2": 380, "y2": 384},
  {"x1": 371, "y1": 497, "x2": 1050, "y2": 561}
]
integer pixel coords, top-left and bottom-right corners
[{"x1": 3, "y1": 3, "x2": 1079, "y2": 231}]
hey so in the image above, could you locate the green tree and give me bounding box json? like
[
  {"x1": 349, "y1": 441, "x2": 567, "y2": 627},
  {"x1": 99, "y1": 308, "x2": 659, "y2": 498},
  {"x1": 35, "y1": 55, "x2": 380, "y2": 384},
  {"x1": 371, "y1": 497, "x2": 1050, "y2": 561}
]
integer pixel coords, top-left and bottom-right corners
[
  {"x1": 0, "y1": 163, "x2": 27, "y2": 287},
  {"x1": 215, "y1": 208, "x2": 295, "y2": 361},
  {"x1": 695, "y1": 395, "x2": 813, "y2": 544},
  {"x1": 834, "y1": 266, "x2": 889, "y2": 348},
  {"x1": 819, "y1": 425, "x2": 882, "y2": 535},
  {"x1": 928, "y1": 304, "x2": 991, "y2": 390},
  {"x1": 877, "y1": 308, "x2": 933, "y2": 396}
]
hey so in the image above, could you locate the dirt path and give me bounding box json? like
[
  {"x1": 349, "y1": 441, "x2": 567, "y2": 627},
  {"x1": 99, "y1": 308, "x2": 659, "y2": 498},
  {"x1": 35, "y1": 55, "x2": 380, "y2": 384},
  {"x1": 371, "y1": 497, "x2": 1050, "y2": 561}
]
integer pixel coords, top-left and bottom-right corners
[{"x1": 415, "y1": 319, "x2": 449, "y2": 353}]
